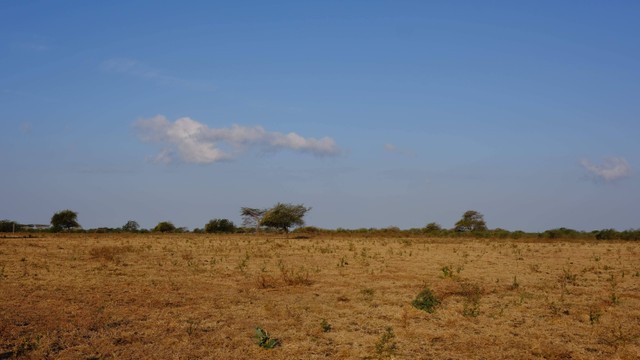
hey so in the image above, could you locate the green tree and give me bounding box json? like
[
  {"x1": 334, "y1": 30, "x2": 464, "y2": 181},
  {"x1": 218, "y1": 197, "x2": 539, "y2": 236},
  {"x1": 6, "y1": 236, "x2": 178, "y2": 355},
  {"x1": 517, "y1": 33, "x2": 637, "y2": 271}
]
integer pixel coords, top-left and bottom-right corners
[
  {"x1": 51, "y1": 210, "x2": 80, "y2": 231},
  {"x1": 153, "y1": 221, "x2": 176, "y2": 233},
  {"x1": 205, "y1": 218, "x2": 236, "y2": 233},
  {"x1": 122, "y1": 220, "x2": 140, "y2": 232},
  {"x1": 454, "y1": 210, "x2": 487, "y2": 232},
  {"x1": 259, "y1": 203, "x2": 310, "y2": 233},
  {"x1": 0, "y1": 220, "x2": 19, "y2": 232},
  {"x1": 424, "y1": 222, "x2": 442, "y2": 233}
]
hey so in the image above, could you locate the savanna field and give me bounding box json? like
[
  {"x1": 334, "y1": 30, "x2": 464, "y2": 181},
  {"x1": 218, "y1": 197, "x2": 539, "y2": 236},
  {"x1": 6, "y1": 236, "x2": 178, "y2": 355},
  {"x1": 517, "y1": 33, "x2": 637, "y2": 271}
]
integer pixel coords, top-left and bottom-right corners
[{"x1": 1, "y1": 233, "x2": 639, "y2": 359}]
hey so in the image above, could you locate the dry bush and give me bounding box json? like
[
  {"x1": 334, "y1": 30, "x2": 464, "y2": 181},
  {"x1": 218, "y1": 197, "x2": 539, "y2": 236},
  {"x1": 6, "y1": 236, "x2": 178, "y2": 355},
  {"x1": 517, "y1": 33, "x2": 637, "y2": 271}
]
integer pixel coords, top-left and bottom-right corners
[{"x1": 88, "y1": 245, "x2": 135, "y2": 262}]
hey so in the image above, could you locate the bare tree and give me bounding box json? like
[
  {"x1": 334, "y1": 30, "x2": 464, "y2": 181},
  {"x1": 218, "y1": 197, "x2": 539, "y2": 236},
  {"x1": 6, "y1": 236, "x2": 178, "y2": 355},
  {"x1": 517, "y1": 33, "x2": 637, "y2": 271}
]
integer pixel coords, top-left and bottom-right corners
[{"x1": 240, "y1": 207, "x2": 267, "y2": 232}]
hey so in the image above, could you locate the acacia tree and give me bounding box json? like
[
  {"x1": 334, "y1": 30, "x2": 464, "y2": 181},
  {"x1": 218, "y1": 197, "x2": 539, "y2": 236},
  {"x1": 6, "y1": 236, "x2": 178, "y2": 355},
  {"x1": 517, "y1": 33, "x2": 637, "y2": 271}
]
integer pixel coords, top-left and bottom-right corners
[
  {"x1": 454, "y1": 210, "x2": 487, "y2": 232},
  {"x1": 51, "y1": 210, "x2": 80, "y2": 231},
  {"x1": 240, "y1": 207, "x2": 267, "y2": 232},
  {"x1": 259, "y1": 203, "x2": 310, "y2": 233}
]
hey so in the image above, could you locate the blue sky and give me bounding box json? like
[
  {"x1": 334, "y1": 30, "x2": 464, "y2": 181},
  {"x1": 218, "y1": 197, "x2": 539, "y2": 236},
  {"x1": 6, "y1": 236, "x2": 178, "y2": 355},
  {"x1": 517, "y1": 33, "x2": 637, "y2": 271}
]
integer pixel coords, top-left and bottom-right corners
[{"x1": 2, "y1": 1, "x2": 639, "y2": 231}]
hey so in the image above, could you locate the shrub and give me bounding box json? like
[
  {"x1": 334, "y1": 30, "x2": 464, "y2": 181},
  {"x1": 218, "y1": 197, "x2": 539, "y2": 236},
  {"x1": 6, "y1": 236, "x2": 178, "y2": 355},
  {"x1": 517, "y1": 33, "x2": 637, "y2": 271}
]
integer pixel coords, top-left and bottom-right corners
[
  {"x1": 412, "y1": 287, "x2": 440, "y2": 313},
  {"x1": 255, "y1": 327, "x2": 280, "y2": 349}
]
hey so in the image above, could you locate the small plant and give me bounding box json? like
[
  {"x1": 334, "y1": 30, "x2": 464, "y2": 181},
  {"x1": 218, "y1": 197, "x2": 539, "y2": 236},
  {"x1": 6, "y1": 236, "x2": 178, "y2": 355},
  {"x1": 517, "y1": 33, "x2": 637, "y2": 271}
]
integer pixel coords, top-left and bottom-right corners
[
  {"x1": 589, "y1": 307, "x2": 602, "y2": 325},
  {"x1": 361, "y1": 288, "x2": 375, "y2": 301},
  {"x1": 609, "y1": 274, "x2": 620, "y2": 305},
  {"x1": 412, "y1": 287, "x2": 440, "y2": 313},
  {"x1": 374, "y1": 326, "x2": 397, "y2": 358},
  {"x1": 320, "y1": 319, "x2": 332, "y2": 332},
  {"x1": 441, "y1": 265, "x2": 453, "y2": 278},
  {"x1": 255, "y1": 327, "x2": 280, "y2": 349},
  {"x1": 460, "y1": 281, "x2": 482, "y2": 317},
  {"x1": 338, "y1": 257, "x2": 348, "y2": 267},
  {"x1": 186, "y1": 319, "x2": 201, "y2": 336},
  {"x1": 561, "y1": 268, "x2": 577, "y2": 285},
  {"x1": 14, "y1": 337, "x2": 39, "y2": 357},
  {"x1": 257, "y1": 274, "x2": 276, "y2": 289},
  {"x1": 277, "y1": 260, "x2": 313, "y2": 286},
  {"x1": 237, "y1": 252, "x2": 250, "y2": 273},
  {"x1": 509, "y1": 275, "x2": 520, "y2": 290}
]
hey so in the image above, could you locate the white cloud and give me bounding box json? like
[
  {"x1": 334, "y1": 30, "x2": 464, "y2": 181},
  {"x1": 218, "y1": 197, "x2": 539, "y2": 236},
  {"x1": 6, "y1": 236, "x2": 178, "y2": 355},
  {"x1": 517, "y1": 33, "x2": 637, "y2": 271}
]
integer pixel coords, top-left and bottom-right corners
[
  {"x1": 134, "y1": 115, "x2": 340, "y2": 164},
  {"x1": 580, "y1": 157, "x2": 631, "y2": 181}
]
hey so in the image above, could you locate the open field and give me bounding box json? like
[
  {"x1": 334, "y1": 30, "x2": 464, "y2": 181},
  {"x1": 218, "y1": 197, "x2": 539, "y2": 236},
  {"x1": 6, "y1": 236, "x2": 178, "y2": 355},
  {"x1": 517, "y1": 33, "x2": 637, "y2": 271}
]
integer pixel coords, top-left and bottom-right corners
[{"x1": 1, "y1": 234, "x2": 639, "y2": 359}]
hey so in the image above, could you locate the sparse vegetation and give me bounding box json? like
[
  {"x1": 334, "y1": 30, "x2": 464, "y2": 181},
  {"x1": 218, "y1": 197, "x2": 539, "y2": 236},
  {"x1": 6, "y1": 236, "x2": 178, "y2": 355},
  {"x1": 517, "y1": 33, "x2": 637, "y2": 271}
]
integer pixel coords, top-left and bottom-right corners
[
  {"x1": 374, "y1": 327, "x2": 398, "y2": 358},
  {"x1": 1, "y1": 233, "x2": 639, "y2": 358}
]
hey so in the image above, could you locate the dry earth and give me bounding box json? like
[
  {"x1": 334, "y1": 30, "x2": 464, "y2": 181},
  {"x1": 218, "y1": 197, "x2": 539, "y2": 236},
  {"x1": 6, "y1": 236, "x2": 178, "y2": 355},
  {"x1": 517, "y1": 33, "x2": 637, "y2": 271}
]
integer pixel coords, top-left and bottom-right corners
[{"x1": 1, "y1": 233, "x2": 639, "y2": 359}]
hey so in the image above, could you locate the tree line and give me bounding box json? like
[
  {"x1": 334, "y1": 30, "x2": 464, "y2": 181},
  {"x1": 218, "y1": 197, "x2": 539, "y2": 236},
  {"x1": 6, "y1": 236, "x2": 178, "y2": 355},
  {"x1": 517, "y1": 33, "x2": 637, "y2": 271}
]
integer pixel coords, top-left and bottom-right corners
[{"x1": 1, "y1": 207, "x2": 639, "y2": 241}]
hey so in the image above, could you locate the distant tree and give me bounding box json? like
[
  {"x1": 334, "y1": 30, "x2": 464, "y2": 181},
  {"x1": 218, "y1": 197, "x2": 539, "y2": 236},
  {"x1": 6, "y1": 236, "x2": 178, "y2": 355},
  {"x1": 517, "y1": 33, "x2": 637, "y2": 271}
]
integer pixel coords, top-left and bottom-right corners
[
  {"x1": 595, "y1": 229, "x2": 618, "y2": 240},
  {"x1": 259, "y1": 203, "x2": 310, "y2": 233},
  {"x1": 454, "y1": 210, "x2": 487, "y2": 232},
  {"x1": 240, "y1": 207, "x2": 267, "y2": 232},
  {"x1": 153, "y1": 221, "x2": 176, "y2": 233},
  {"x1": 51, "y1": 210, "x2": 80, "y2": 231},
  {"x1": 205, "y1": 218, "x2": 236, "y2": 233},
  {"x1": 543, "y1": 227, "x2": 580, "y2": 239},
  {"x1": 424, "y1": 222, "x2": 442, "y2": 233},
  {"x1": 121, "y1": 220, "x2": 140, "y2": 232},
  {"x1": 0, "y1": 220, "x2": 19, "y2": 232}
]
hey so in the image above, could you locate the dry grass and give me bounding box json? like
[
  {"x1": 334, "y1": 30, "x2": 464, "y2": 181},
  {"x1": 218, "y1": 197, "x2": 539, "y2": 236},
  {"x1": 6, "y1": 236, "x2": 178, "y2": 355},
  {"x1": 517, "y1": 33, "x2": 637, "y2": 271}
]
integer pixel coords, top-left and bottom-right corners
[{"x1": 1, "y1": 233, "x2": 639, "y2": 359}]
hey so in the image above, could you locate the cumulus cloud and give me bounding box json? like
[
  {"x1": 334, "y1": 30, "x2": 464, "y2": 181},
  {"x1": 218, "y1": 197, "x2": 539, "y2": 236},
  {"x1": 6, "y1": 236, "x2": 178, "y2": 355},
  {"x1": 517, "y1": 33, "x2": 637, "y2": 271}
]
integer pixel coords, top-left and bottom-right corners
[
  {"x1": 580, "y1": 157, "x2": 631, "y2": 181},
  {"x1": 134, "y1": 115, "x2": 340, "y2": 164}
]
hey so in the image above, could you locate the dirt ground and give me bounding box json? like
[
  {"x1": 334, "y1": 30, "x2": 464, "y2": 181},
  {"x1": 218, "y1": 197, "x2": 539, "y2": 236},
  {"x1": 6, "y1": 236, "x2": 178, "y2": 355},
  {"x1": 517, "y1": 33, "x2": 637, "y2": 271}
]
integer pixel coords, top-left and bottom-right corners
[{"x1": 1, "y1": 233, "x2": 639, "y2": 359}]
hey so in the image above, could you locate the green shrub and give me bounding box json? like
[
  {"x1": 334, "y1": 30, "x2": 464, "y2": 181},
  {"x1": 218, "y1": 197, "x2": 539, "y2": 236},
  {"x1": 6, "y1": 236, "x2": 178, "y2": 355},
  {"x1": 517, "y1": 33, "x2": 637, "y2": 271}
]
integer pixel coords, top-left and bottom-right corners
[
  {"x1": 412, "y1": 287, "x2": 440, "y2": 313},
  {"x1": 255, "y1": 327, "x2": 280, "y2": 349}
]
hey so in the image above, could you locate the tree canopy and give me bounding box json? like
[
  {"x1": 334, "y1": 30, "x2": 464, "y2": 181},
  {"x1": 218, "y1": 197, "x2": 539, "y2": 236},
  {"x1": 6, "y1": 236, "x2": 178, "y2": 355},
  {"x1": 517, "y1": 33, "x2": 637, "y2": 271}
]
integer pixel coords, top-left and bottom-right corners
[
  {"x1": 454, "y1": 210, "x2": 487, "y2": 232},
  {"x1": 240, "y1": 207, "x2": 267, "y2": 231},
  {"x1": 153, "y1": 221, "x2": 176, "y2": 233},
  {"x1": 122, "y1": 220, "x2": 140, "y2": 232},
  {"x1": 51, "y1": 210, "x2": 80, "y2": 231},
  {"x1": 259, "y1": 203, "x2": 310, "y2": 233},
  {"x1": 205, "y1": 218, "x2": 236, "y2": 233},
  {"x1": 0, "y1": 220, "x2": 19, "y2": 232}
]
